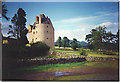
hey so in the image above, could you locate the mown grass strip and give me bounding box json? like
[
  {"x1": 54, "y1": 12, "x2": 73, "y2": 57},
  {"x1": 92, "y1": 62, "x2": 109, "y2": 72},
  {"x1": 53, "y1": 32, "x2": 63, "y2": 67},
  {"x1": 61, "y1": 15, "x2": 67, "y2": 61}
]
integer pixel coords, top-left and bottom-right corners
[{"x1": 55, "y1": 49, "x2": 118, "y2": 58}]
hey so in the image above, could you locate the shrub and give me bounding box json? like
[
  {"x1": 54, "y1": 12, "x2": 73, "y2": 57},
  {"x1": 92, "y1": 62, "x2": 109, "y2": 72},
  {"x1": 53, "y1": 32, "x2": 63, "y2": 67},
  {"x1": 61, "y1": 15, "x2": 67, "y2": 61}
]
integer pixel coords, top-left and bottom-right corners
[
  {"x1": 27, "y1": 41, "x2": 50, "y2": 58},
  {"x1": 80, "y1": 47, "x2": 87, "y2": 56},
  {"x1": 2, "y1": 41, "x2": 50, "y2": 60}
]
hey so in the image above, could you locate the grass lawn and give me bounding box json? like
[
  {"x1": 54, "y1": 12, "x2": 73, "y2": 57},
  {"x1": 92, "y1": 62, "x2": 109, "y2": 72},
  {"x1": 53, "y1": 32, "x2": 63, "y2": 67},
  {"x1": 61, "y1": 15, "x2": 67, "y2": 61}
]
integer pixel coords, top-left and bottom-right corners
[{"x1": 55, "y1": 46, "x2": 119, "y2": 58}]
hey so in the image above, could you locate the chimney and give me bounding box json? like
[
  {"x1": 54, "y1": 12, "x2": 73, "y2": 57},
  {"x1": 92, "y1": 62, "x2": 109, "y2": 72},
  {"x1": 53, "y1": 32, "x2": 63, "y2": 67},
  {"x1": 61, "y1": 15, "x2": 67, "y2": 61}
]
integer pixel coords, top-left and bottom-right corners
[
  {"x1": 39, "y1": 14, "x2": 41, "y2": 24},
  {"x1": 35, "y1": 16, "x2": 39, "y2": 23}
]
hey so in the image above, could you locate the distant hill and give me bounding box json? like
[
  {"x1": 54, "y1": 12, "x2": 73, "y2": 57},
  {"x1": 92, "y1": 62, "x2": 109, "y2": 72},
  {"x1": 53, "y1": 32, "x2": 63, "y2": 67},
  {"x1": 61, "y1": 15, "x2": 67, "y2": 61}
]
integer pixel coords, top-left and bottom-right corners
[{"x1": 77, "y1": 41, "x2": 88, "y2": 47}]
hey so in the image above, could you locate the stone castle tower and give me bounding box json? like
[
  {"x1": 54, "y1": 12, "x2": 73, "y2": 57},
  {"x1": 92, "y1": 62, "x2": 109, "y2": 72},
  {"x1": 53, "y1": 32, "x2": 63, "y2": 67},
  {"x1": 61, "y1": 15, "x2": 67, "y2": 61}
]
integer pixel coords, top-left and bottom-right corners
[{"x1": 28, "y1": 14, "x2": 54, "y2": 49}]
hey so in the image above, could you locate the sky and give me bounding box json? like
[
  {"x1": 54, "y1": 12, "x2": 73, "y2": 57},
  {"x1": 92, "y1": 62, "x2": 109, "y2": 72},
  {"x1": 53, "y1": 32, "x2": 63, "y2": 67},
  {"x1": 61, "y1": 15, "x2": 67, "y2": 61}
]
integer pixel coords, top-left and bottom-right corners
[{"x1": 1, "y1": 2, "x2": 119, "y2": 42}]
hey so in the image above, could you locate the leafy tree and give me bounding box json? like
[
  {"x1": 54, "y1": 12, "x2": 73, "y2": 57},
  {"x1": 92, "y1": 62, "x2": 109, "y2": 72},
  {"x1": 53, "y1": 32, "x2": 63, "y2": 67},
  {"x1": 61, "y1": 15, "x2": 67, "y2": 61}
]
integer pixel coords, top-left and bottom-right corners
[
  {"x1": 77, "y1": 43, "x2": 81, "y2": 48},
  {"x1": 85, "y1": 26, "x2": 106, "y2": 50},
  {"x1": 71, "y1": 38, "x2": 78, "y2": 50},
  {"x1": 62, "y1": 37, "x2": 69, "y2": 48},
  {"x1": 86, "y1": 26, "x2": 119, "y2": 51},
  {"x1": 103, "y1": 31, "x2": 115, "y2": 43},
  {"x1": 115, "y1": 30, "x2": 119, "y2": 44},
  {"x1": 56, "y1": 36, "x2": 62, "y2": 48},
  {"x1": 66, "y1": 38, "x2": 70, "y2": 47},
  {"x1": 7, "y1": 8, "x2": 28, "y2": 45},
  {"x1": 114, "y1": 30, "x2": 119, "y2": 51}
]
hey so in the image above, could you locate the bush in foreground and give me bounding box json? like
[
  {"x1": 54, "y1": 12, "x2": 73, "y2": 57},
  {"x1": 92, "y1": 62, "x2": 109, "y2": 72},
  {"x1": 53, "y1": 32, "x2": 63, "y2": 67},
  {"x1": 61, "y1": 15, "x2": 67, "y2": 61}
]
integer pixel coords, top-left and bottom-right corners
[{"x1": 3, "y1": 41, "x2": 50, "y2": 60}]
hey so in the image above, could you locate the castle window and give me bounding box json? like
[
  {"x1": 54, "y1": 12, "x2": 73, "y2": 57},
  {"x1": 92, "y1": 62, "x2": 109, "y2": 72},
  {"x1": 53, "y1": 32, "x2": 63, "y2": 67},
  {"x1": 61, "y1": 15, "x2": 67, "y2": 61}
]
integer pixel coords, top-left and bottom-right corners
[
  {"x1": 36, "y1": 31, "x2": 37, "y2": 33},
  {"x1": 36, "y1": 38, "x2": 37, "y2": 40},
  {"x1": 33, "y1": 32, "x2": 35, "y2": 34},
  {"x1": 47, "y1": 31, "x2": 48, "y2": 33},
  {"x1": 32, "y1": 39, "x2": 34, "y2": 42},
  {"x1": 47, "y1": 38, "x2": 48, "y2": 39},
  {"x1": 47, "y1": 26, "x2": 48, "y2": 28}
]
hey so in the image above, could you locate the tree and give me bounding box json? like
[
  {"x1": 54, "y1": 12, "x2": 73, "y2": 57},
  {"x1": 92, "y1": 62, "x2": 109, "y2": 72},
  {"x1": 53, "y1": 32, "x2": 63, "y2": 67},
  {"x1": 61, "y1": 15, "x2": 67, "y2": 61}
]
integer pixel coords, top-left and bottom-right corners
[
  {"x1": 103, "y1": 31, "x2": 115, "y2": 43},
  {"x1": 62, "y1": 37, "x2": 69, "y2": 48},
  {"x1": 85, "y1": 26, "x2": 106, "y2": 50},
  {"x1": 17, "y1": 8, "x2": 28, "y2": 45},
  {"x1": 8, "y1": 14, "x2": 18, "y2": 39},
  {"x1": 115, "y1": 30, "x2": 119, "y2": 45},
  {"x1": 86, "y1": 26, "x2": 119, "y2": 51},
  {"x1": 77, "y1": 43, "x2": 81, "y2": 48},
  {"x1": 1, "y1": 3, "x2": 9, "y2": 38},
  {"x1": 7, "y1": 8, "x2": 28, "y2": 45},
  {"x1": 114, "y1": 30, "x2": 119, "y2": 51},
  {"x1": 2, "y1": 3, "x2": 9, "y2": 20},
  {"x1": 71, "y1": 38, "x2": 78, "y2": 50},
  {"x1": 56, "y1": 36, "x2": 62, "y2": 48}
]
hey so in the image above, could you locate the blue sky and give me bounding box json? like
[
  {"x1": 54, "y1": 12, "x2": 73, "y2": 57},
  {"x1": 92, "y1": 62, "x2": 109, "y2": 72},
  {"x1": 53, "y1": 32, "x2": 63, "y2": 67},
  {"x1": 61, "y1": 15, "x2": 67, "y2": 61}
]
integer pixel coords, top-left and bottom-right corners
[{"x1": 2, "y1": 2, "x2": 119, "y2": 42}]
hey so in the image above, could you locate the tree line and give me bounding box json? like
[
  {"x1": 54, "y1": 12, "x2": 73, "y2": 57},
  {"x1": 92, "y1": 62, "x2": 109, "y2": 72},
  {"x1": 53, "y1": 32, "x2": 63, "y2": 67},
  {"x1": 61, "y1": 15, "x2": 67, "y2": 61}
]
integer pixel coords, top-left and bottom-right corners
[
  {"x1": 85, "y1": 26, "x2": 119, "y2": 51},
  {"x1": 57, "y1": 26, "x2": 119, "y2": 52},
  {"x1": 56, "y1": 36, "x2": 81, "y2": 50}
]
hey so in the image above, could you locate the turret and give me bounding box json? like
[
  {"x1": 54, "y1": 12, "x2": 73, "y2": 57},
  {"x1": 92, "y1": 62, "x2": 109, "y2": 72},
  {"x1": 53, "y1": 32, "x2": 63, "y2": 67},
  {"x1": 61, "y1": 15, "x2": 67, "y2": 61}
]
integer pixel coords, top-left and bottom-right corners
[
  {"x1": 28, "y1": 24, "x2": 32, "y2": 33},
  {"x1": 35, "y1": 16, "x2": 39, "y2": 23},
  {"x1": 39, "y1": 14, "x2": 41, "y2": 24}
]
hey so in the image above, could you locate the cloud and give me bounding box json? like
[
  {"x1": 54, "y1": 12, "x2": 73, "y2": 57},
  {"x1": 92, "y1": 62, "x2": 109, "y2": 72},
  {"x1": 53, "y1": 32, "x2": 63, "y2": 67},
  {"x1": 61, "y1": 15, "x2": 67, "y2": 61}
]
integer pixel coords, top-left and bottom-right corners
[
  {"x1": 97, "y1": 22, "x2": 118, "y2": 34},
  {"x1": 53, "y1": 16, "x2": 98, "y2": 24},
  {"x1": 55, "y1": 24, "x2": 95, "y2": 42},
  {"x1": 54, "y1": 11, "x2": 118, "y2": 42},
  {"x1": 55, "y1": 22, "x2": 118, "y2": 42},
  {"x1": 1, "y1": 23, "x2": 10, "y2": 29},
  {"x1": 1, "y1": 23, "x2": 11, "y2": 37}
]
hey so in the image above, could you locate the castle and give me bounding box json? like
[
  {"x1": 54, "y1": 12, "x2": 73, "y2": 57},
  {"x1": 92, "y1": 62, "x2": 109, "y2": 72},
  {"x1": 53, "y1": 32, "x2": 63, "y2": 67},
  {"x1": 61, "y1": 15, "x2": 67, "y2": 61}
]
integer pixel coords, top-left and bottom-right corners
[{"x1": 28, "y1": 14, "x2": 54, "y2": 49}]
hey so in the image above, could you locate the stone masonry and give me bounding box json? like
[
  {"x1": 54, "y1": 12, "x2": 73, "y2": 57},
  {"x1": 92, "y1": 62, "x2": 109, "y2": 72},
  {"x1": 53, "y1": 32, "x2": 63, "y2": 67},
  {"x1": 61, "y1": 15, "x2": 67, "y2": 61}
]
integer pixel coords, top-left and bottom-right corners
[{"x1": 28, "y1": 14, "x2": 54, "y2": 49}]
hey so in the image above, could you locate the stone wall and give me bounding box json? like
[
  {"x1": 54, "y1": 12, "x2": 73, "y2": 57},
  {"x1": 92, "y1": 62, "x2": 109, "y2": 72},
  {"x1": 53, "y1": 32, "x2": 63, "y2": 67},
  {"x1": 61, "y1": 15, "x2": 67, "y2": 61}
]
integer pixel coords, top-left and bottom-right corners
[
  {"x1": 86, "y1": 56, "x2": 118, "y2": 61},
  {"x1": 55, "y1": 52, "x2": 118, "y2": 62},
  {"x1": 17, "y1": 51, "x2": 118, "y2": 67},
  {"x1": 18, "y1": 56, "x2": 118, "y2": 67},
  {"x1": 18, "y1": 57, "x2": 87, "y2": 67}
]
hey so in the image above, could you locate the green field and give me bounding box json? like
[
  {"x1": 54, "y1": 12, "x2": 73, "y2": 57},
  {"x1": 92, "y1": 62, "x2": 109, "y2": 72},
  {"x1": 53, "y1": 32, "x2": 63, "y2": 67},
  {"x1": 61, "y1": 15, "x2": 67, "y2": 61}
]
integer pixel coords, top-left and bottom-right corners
[{"x1": 55, "y1": 46, "x2": 119, "y2": 58}]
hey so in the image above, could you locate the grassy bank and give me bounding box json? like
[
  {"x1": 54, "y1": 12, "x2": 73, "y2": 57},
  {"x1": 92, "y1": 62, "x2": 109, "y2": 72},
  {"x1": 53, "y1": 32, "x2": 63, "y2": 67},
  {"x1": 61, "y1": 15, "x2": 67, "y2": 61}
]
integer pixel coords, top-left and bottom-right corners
[{"x1": 55, "y1": 46, "x2": 119, "y2": 58}]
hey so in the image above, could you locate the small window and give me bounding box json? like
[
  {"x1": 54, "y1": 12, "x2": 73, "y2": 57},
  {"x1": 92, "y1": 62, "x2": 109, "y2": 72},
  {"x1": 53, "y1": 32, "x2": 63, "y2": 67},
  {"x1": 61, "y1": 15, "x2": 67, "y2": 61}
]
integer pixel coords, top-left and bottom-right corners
[
  {"x1": 33, "y1": 32, "x2": 35, "y2": 34},
  {"x1": 32, "y1": 39, "x2": 34, "y2": 42},
  {"x1": 47, "y1": 26, "x2": 48, "y2": 28},
  {"x1": 47, "y1": 38, "x2": 48, "y2": 39},
  {"x1": 36, "y1": 31, "x2": 37, "y2": 33},
  {"x1": 36, "y1": 38, "x2": 37, "y2": 40},
  {"x1": 47, "y1": 31, "x2": 48, "y2": 33}
]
